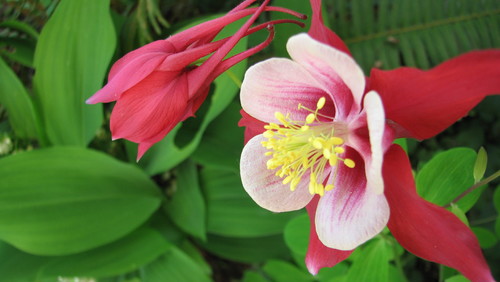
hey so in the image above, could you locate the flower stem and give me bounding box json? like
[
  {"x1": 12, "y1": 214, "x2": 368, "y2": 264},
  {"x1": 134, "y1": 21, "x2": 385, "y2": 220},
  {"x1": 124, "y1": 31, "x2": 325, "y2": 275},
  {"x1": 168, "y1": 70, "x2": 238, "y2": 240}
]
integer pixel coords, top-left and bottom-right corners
[{"x1": 445, "y1": 170, "x2": 500, "y2": 208}]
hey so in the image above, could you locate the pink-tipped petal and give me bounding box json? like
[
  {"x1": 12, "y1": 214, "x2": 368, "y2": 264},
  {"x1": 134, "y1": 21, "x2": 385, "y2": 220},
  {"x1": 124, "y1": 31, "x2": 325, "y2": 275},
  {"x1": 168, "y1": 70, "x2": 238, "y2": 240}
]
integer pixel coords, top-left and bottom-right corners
[
  {"x1": 315, "y1": 149, "x2": 389, "y2": 250},
  {"x1": 308, "y1": 0, "x2": 350, "y2": 55},
  {"x1": 240, "y1": 135, "x2": 314, "y2": 212},
  {"x1": 384, "y1": 145, "x2": 494, "y2": 282},
  {"x1": 87, "y1": 41, "x2": 170, "y2": 104},
  {"x1": 305, "y1": 196, "x2": 353, "y2": 275},
  {"x1": 240, "y1": 58, "x2": 332, "y2": 124},
  {"x1": 287, "y1": 34, "x2": 365, "y2": 117},
  {"x1": 368, "y1": 50, "x2": 500, "y2": 140},
  {"x1": 363, "y1": 91, "x2": 386, "y2": 194}
]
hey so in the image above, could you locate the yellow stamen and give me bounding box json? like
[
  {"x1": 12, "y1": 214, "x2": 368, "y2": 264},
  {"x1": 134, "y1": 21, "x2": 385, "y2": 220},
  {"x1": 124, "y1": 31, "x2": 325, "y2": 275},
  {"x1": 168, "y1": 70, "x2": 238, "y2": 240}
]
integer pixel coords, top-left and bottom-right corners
[{"x1": 262, "y1": 97, "x2": 356, "y2": 197}]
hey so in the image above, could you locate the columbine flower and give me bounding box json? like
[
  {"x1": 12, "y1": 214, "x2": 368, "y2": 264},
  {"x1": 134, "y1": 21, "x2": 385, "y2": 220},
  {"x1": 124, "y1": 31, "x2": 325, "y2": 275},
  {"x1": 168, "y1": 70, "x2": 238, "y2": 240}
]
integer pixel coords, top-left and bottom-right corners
[
  {"x1": 239, "y1": 0, "x2": 500, "y2": 280},
  {"x1": 86, "y1": 0, "x2": 304, "y2": 160}
]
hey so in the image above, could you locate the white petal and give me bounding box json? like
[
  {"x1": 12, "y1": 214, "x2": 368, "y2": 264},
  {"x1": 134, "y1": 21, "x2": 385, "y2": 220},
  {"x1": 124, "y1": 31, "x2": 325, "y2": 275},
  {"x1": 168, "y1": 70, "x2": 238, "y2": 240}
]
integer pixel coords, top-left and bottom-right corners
[
  {"x1": 315, "y1": 160, "x2": 389, "y2": 250},
  {"x1": 364, "y1": 91, "x2": 385, "y2": 194},
  {"x1": 240, "y1": 135, "x2": 314, "y2": 212},
  {"x1": 287, "y1": 33, "x2": 366, "y2": 116},
  {"x1": 240, "y1": 58, "x2": 332, "y2": 124}
]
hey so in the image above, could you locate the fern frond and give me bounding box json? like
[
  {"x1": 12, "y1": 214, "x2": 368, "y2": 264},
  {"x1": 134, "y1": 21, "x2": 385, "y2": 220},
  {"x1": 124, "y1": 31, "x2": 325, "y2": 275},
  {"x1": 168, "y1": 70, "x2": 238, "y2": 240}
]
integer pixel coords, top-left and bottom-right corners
[{"x1": 326, "y1": 0, "x2": 500, "y2": 72}]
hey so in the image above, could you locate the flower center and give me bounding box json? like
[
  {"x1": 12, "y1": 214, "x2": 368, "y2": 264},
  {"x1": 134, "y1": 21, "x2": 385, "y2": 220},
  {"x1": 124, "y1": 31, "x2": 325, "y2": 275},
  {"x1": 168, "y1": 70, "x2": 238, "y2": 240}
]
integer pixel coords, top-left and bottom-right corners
[{"x1": 261, "y1": 97, "x2": 355, "y2": 197}]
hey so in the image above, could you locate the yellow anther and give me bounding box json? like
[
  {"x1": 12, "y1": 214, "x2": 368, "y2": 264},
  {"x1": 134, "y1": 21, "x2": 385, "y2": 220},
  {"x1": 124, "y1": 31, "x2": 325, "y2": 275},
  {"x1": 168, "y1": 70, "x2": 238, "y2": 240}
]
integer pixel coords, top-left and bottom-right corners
[
  {"x1": 323, "y1": 148, "x2": 331, "y2": 159},
  {"x1": 344, "y1": 158, "x2": 356, "y2": 168},
  {"x1": 265, "y1": 151, "x2": 273, "y2": 156},
  {"x1": 306, "y1": 113, "x2": 316, "y2": 124},
  {"x1": 334, "y1": 147, "x2": 345, "y2": 154},
  {"x1": 263, "y1": 130, "x2": 274, "y2": 138},
  {"x1": 316, "y1": 184, "x2": 325, "y2": 196},
  {"x1": 301, "y1": 125, "x2": 310, "y2": 131},
  {"x1": 282, "y1": 175, "x2": 293, "y2": 185},
  {"x1": 331, "y1": 137, "x2": 344, "y2": 145},
  {"x1": 309, "y1": 181, "x2": 315, "y2": 195},
  {"x1": 312, "y1": 138, "x2": 324, "y2": 149},
  {"x1": 317, "y1": 97, "x2": 326, "y2": 110},
  {"x1": 325, "y1": 184, "x2": 334, "y2": 191},
  {"x1": 290, "y1": 177, "x2": 301, "y2": 191}
]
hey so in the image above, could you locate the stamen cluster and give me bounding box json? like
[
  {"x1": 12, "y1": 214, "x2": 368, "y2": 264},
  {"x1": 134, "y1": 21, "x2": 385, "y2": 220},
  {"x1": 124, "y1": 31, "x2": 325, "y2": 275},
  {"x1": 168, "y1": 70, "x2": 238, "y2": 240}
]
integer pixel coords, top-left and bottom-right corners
[{"x1": 261, "y1": 97, "x2": 355, "y2": 196}]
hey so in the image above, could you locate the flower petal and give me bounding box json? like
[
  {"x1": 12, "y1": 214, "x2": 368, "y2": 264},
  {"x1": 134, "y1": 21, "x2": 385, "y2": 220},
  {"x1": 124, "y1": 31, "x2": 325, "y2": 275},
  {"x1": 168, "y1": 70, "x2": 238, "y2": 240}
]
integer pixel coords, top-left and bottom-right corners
[
  {"x1": 287, "y1": 33, "x2": 365, "y2": 117},
  {"x1": 240, "y1": 135, "x2": 314, "y2": 212},
  {"x1": 240, "y1": 58, "x2": 333, "y2": 124},
  {"x1": 238, "y1": 110, "x2": 267, "y2": 144},
  {"x1": 305, "y1": 196, "x2": 353, "y2": 275},
  {"x1": 86, "y1": 40, "x2": 171, "y2": 104},
  {"x1": 363, "y1": 91, "x2": 386, "y2": 194},
  {"x1": 315, "y1": 149, "x2": 389, "y2": 250},
  {"x1": 110, "y1": 71, "x2": 188, "y2": 146},
  {"x1": 384, "y1": 145, "x2": 494, "y2": 282},
  {"x1": 308, "y1": 0, "x2": 350, "y2": 55},
  {"x1": 368, "y1": 50, "x2": 500, "y2": 140}
]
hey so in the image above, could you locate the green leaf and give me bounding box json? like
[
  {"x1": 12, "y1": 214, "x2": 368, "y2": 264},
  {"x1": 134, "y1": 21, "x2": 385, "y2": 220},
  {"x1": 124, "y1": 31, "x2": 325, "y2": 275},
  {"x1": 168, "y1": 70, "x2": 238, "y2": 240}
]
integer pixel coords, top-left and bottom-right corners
[
  {"x1": 0, "y1": 147, "x2": 162, "y2": 255},
  {"x1": 164, "y1": 160, "x2": 206, "y2": 241},
  {"x1": 445, "y1": 275, "x2": 470, "y2": 282},
  {"x1": 191, "y1": 100, "x2": 245, "y2": 172},
  {"x1": 0, "y1": 37, "x2": 36, "y2": 67},
  {"x1": 471, "y1": 227, "x2": 498, "y2": 249},
  {"x1": 262, "y1": 260, "x2": 313, "y2": 282},
  {"x1": 40, "y1": 228, "x2": 170, "y2": 278},
  {"x1": 201, "y1": 167, "x2": 299, "y2": 237},
  {"x1": 242, "y1": 271, "x2": 269, "y2": 282},
  {"x1": 199, "y1": 234, "x2": 289, "y2": 263},
  {"x1": 284, "y1": 213, "x2": 310, "y2": 257},
  {"x1": 33, "y1": 0, "x2": 116, "y2": 146},
  {"x1": 0, "y1": 241, "x2": 47, "y2": 282},
  {"x1": 345, "y1": 239, "x2": 390, "y2": 282},
  {"x1": 416, "y1": 148, "x2": 482, "y2": 212},
  {"x1": 142, "y1": 245, "x2": 211, "y2": 282},
  {"x1": 0, "y1": 20, "x2": 39, "y2": 39},
  {"x1": 330, "y1": 0, "x2": 500, "y2": 72},
  {"x1": 473, "y1": 147, "x2": 488, "y2": 183},
  {"x1": 0, "y1": 56, "x2": 39, "y2": 139},
  {"x1": 394, "y1": 138, "x2": 408, "y2": 153},
  {"x1": 139, "y1": 15, "x2": 247, "y2": 174}
]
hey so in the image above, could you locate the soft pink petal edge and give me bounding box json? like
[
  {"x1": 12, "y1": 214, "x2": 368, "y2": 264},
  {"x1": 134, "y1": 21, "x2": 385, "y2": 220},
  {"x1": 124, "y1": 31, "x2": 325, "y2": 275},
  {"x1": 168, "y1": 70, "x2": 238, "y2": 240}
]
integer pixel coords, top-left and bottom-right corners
[
  {"x1": 240, "y1": 135, "x2": 314, "y2": 212},
  {"x1": 286, "y1": 33, "x2": 365, "y2": 111}
]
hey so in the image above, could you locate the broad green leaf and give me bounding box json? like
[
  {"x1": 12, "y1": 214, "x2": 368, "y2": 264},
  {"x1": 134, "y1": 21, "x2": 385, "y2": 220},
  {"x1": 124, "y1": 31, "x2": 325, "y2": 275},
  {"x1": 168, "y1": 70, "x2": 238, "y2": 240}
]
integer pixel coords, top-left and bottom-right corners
[
  {"x1": 139, "y1": 15, "x2": 247, "y2": 174},
  {"x1": 40, "y1": 228, "x2": 170, "y2": 278},
  {"x1": 201, "y1": 167, "x2": 299, "y2": 237},
  {"x1": 473, "y1": 147, "x2": 488, "y2": 183},
  {"x1": 0, "y1": 37, "x2": 36, "y2": 67},
  {"x1": 178, "y1": 240, "x2": 212, "y2": 276},
  {"x1": 416, "y1": 148, "x2": 481, "y2": 212},
  {"x1": 0, "y1": 56, "x2": 39, "y2": 139},
  {"x1": 142, "y1": 245, "x2": 211, "y2": 282},
  {"x1": 0, "y1": 147, "x2": 162, "y2": 255},
  {"x1": 164, "y1": 160, "x2": 206, "y2": 241},
  {"x1": 0, "y1": 241, "x2": 48, "y2": 282},
  {"x1": 242, "y1": 271, "x2": 269, "y2": 282},
  {"x1": 284, "y1": 213, "x2": 310, "y2": 256},
  {"x1": 316, "y1": 262, "x2": 349, "y2": 281},
  {"x1": 33, "y1": 0, "x2": 116, "y2": 146},
  {"x1": 471, "y1": 227, "x2": 498, "y2": 249},
  {"x1": 0, "y1": 20, "x2": 39, "y2": 39},
  {"x1": 199, "y1": 234, "x2": 289, "y2": 263},
  {"x1": 445, "y1": 275, "x2": 470, "y2": 282},
  {"x1": 191, "y1": 100, "x2": 244, "y2": 172},
  {"x1": 345, "y1": 239, "x2": 390, "y2": 282},
  {"x1": 262, "y1": 260, "x2": 313, "y2": 282},
  {"x1": 394, "y1": 138, "x2": 408, "y2": 153}
]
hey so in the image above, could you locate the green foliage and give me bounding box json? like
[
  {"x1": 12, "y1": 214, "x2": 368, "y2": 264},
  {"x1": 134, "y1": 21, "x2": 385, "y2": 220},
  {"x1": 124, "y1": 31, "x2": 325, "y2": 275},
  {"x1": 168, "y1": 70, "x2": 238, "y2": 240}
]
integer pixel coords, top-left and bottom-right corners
[
  {"x1": 0, "y1": 147, "x2": 162, "y2": 255},
  {"x1": 0, "y1": 56, "x2": 38, "y2": 139},
  {"x1": 327, "y1": 0, "x2": 500, "y2": 72},
  {"x1": 33, "y1": 0, "x2": 116, "y2": 146},
  {"x1": 416, "y1": 148, "x2": 484, "y2": 212}
]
